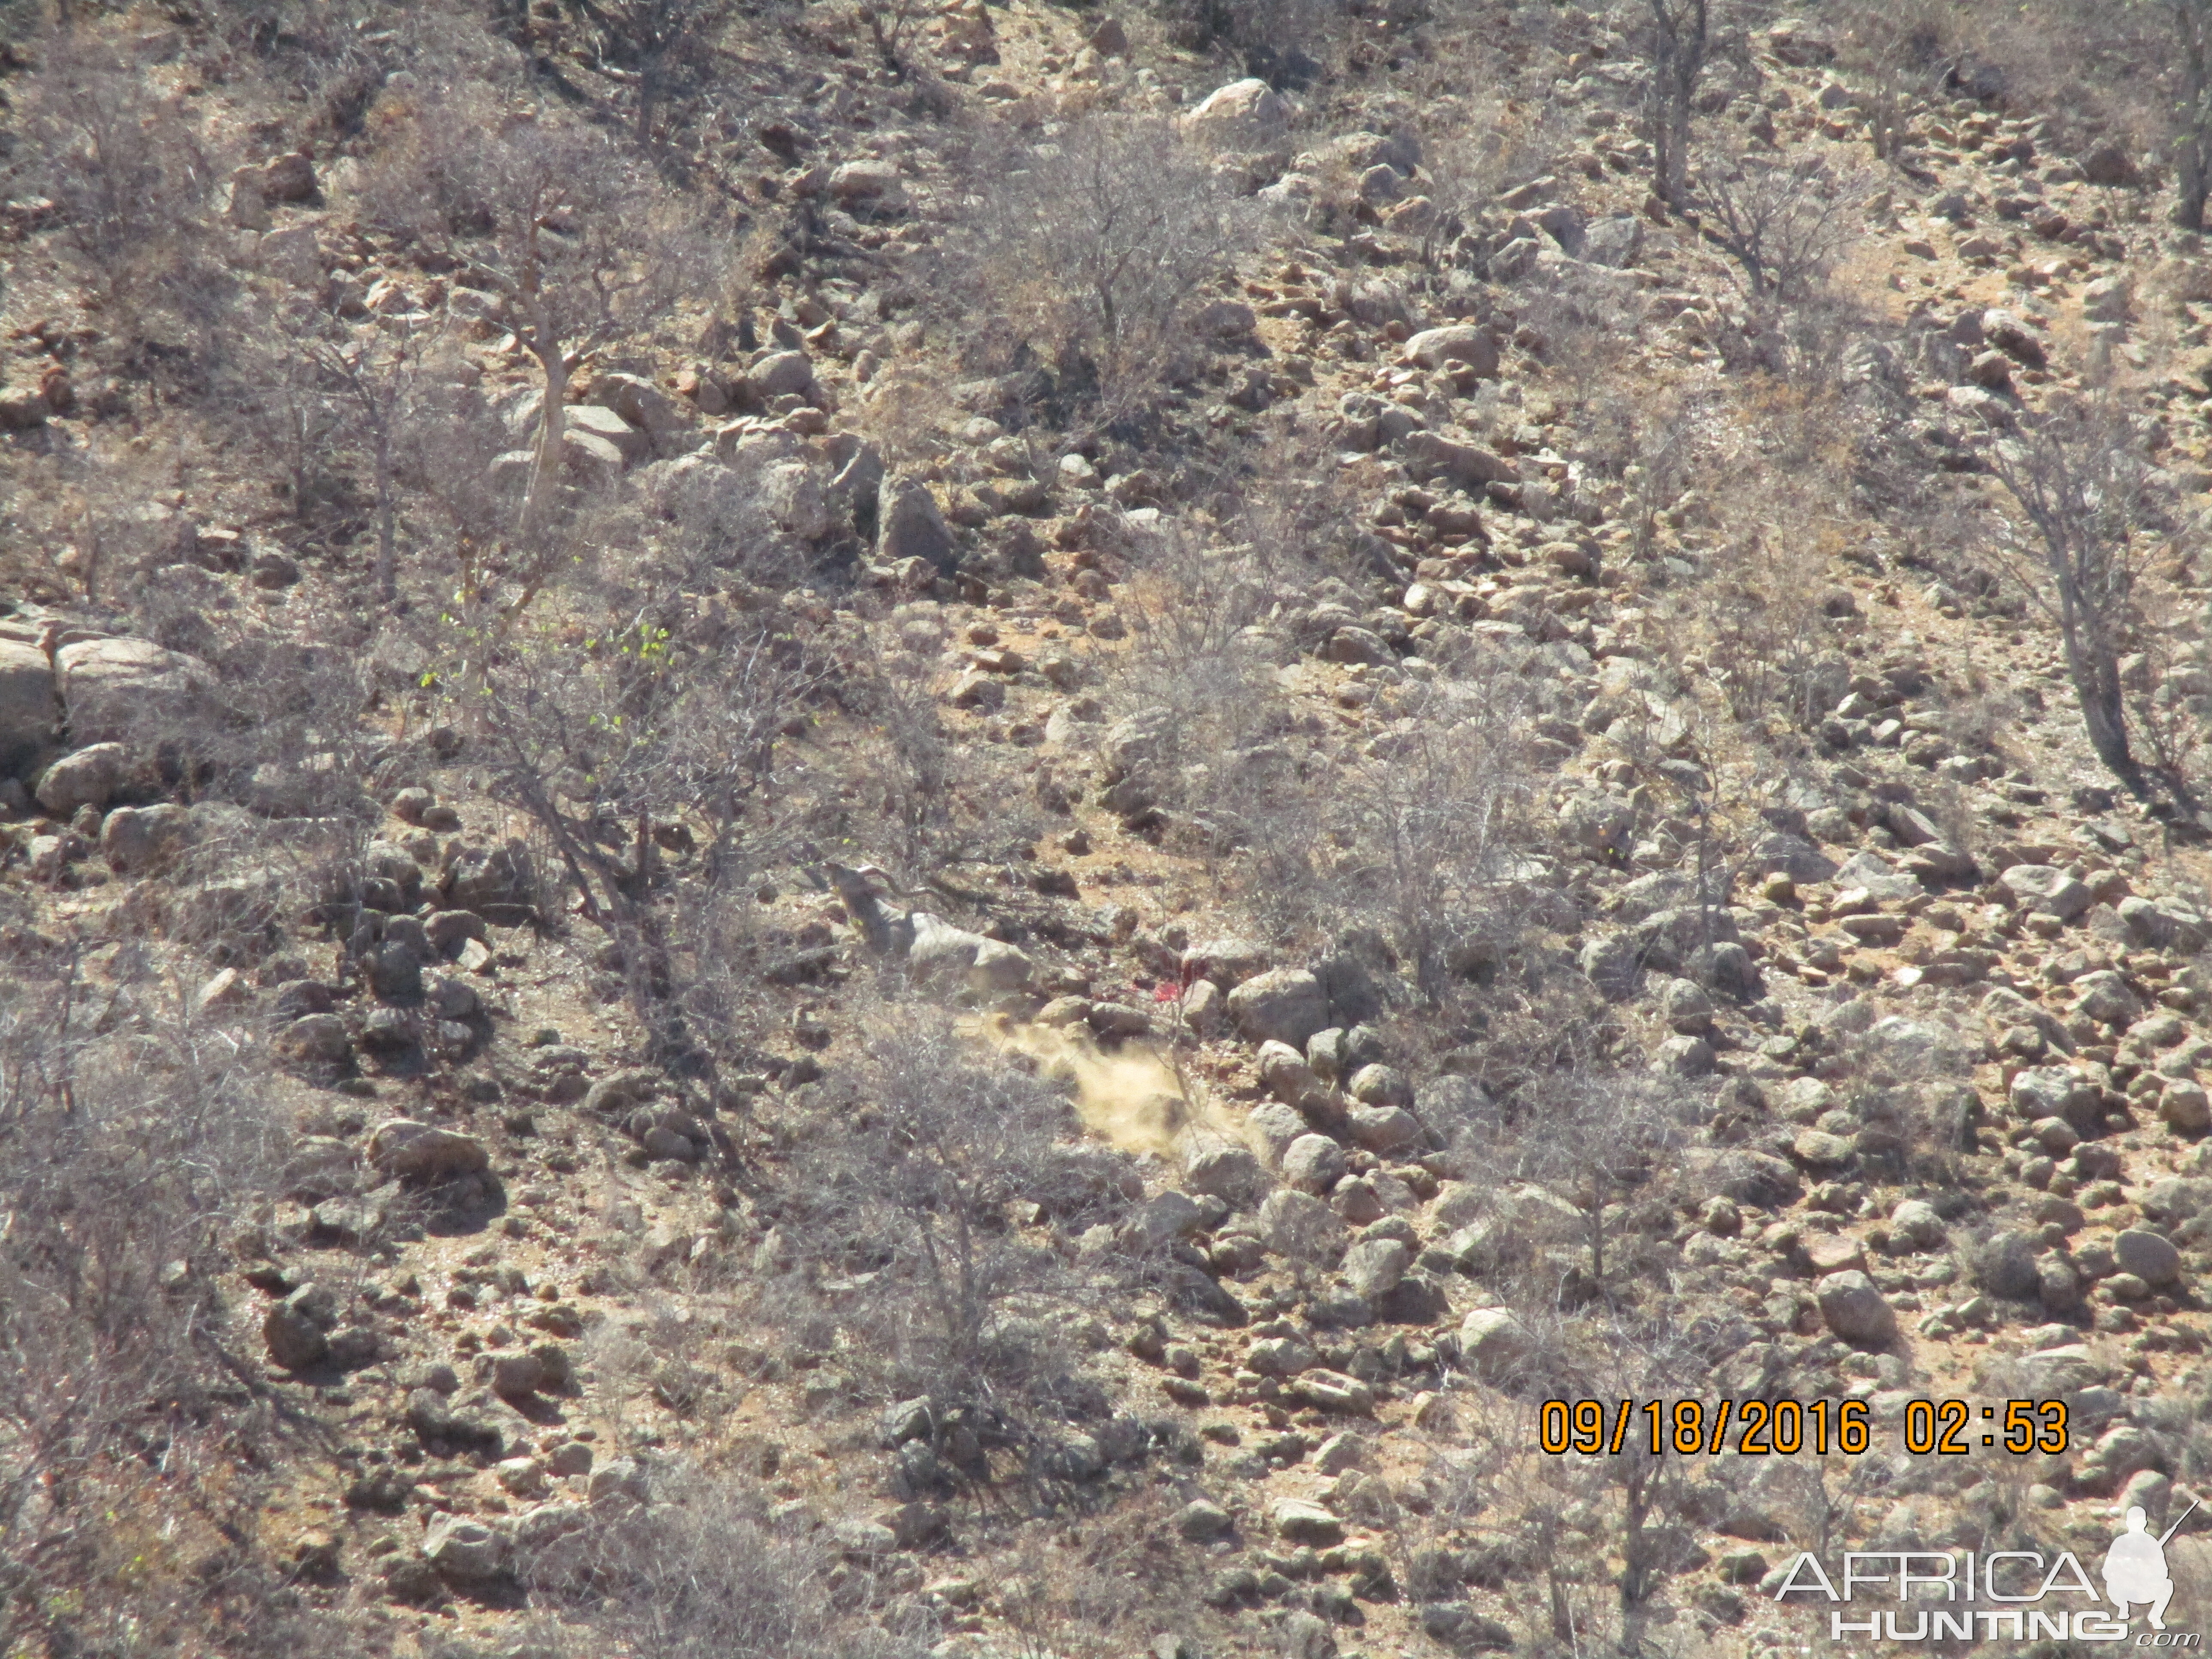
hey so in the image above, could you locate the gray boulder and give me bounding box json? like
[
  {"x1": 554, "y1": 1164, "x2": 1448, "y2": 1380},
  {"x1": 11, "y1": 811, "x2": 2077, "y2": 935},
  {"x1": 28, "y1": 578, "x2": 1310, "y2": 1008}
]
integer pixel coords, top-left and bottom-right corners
[
  {"x1": 877, "y1": 476, "x2": 957, "y2": 570},
  {"x1": 1815, "y1": 1270, "x2": 1896, "y2": 1346},
  {"x1": 34, "y1": 741, "x2": 128, "y2": 815},
  {"x1": 54, "y1": 637, "x2": 214, "y2": 747},
  {"x1": 0, "y1": 638, "x2": 58, "y2": 773},
  {"x1": 1227, "y1": 968, "x2": 1329, "y2": 1048}
]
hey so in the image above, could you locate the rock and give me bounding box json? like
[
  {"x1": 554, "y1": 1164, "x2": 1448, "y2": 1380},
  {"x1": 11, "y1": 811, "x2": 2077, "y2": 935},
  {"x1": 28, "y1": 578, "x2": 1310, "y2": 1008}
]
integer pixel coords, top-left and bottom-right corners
[
  {"x1": 1582, "y1": 213, "x2": 1646, "y2": 267},
  {"x1": 274, "y1": 1013, "x2": 352, "y2": 1066},
  {"x1": 54, "y1": 638, "x2": 214, "y2": 747},
  {"x1": 2081, "y1": 141, "x2": 2140, "y2": 187},
  {"x1": 99, "y1": 803, "x2": 191, "y2": 875},
  {"x1": 366, "y1": 1120, "x2": 490, "y2": 1183},
  {"x1": 1227, "y1": 968, "x2": 1329, "y2": 1048},
  {"x1": 2070, "y1": 970, "x2": 2141, "y2": 1029},
  {"x1": 1182, "y1": 1139, "x2": 1266, "y2": 1206},
  {"x1": 877, "y1": 476, "x2": 957, "y2": 570},
  {"x1": 1247, "y1": 1101, "x2": 1309, "y2": 1166},
  {"x1": 2161, "y1": 1082, "x2": 2211, "y2": 1134},
  {"x1": 2112, "y1": 1229, "x2": 2182, "y2": 1286},
  {"x1": 1401, "y1": 431, "x2": 1516, "y2": 489},
  {"x1": 367, "y1": 940, "x2": 422, "y2": 1003},
  {"x1": 1972, "y1": 1229, "x2": 2042, "y2": 1299},
  {"x1": 1273, "y1": 1498, "x2": 1345, "y2": 1547},
  {"x1": 490, "y1": 1350, "x2": 548, "y2": 1398},
  {"x1": 1888, "y1": 1199, "x2": 1945, "y2": 1251},
  {"x1": 1182, "y1": 79, "x2": 1290, "y2": 145},
  {"x1": 1400, "y1": 326, "x2": 1499, "y2": 376},
  {"x1": 422, "y1": 1514, "x2": 510, "y2": 1582},
  {"x1": 2009, "y1": 1066, "x2": 2097, "y2": 1127},
  {"x1": 0, "y1": 639, "x2": 58, "y2": 772},
  {"x1": 1279, "y1": 1609, "x2": 1340, "y2": 1659},
  {"x1": 1258, "y1": 1188, "x2": 1348, "y2": 1260},
  {"x1": 1345, "y1": 1102, "x2": 1422, "y2": 1153},
  {"x1": 1088, "y1": 15, "x2": 1128, "y2": 53},
  {"x1": 1419, "y1": 1602, "x2": 1514, "y2": 1651},
  {"x1": 587, "y1": 1456, "x2": 650, "y2": 1508},
  {"x1": 1814, "y1": 1270, "x2": 1896, "y2": 1346},
  {"x1": 1282, "y1": 1133, "x2": 1349, "y2": 1194},
  {"x1": 444, "y1": 842, "x2": 535, "y2": 915},
  {"x1": 33, "y1": 742, "x2": 128, "y2": 816},
  {"x1": 1458, "y1": 1307, "x2": 1530, "y2": 1378},
  {"x1": 1341, "y1": 1237, "x2": 1410, "y2": 1300},
  {"x1": 263, "y1": 1283, "x2": 335, "y2": 1369},
  {"x1": 749, "y1": 349, "x2": 815, "y2": 398},
  {"x1": 1247, "y1": 1334, "x2": 1318, "y2": 1376},
  {"x1": 241, "y1": 150, "x2": 318, "y2": 205},
  {"x1": 829, "y1": 159, "x2": 903, "y2": 205}
]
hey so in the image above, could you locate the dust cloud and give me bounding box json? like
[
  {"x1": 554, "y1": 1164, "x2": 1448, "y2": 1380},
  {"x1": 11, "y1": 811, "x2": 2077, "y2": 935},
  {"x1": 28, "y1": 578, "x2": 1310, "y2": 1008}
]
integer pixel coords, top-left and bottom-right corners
[{"x1": 975, "y1": 1016, "x2": 1245, "y2": 1159}]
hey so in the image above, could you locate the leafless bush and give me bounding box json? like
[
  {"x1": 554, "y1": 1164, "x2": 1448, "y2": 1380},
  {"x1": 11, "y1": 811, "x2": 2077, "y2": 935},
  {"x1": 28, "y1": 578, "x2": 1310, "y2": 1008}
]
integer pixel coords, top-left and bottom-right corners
[
  {"x1": 358, "y1": 85, "x2": 702, "y2": 534},
  {"x1": 760, "y1": 1006, "x2": 1138, "y2": 1425},
  {"x1": 1979, "y1": 397, "x2": 2184, "y2": 805},
  {"x1": 1444, "y1": 1062, "x2": 1695, "y2": 1306},
  {"x1": 1692, "y1": 151, "x2": 1866, "y2": 302},
  {"x1": 7, "y1": 33, "x2": 228, "y2": 322},
  {"x1": 532, "y1": 1465, "x2": 932, "y2": 1659},
  {"x1": 954, "y1": 114, "x2": 1251, "y2": 414},
  {"x1": 0, "y1": 943, "x2": 292, "y2": 1657}
]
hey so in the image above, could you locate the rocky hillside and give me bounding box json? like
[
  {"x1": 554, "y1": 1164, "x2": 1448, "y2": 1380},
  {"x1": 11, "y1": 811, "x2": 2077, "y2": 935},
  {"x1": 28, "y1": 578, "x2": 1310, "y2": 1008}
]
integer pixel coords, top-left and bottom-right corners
[{"x1": 6, "y1": 2, "x2": 2212, "y2": 1657}]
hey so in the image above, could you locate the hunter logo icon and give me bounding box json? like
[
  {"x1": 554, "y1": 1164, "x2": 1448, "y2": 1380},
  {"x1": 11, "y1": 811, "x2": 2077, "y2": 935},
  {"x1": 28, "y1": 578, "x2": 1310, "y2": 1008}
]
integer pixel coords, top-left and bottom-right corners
[{"x1": 2106, "y1": 1499, "x2": 2198, "y2": 1633}]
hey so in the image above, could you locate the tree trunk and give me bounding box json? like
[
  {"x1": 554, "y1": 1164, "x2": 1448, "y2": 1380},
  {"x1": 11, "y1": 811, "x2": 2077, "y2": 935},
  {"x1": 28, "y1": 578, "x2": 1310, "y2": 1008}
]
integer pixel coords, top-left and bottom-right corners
[
  {"x1": 522, "y1": 298, "x2": 565, "y2": 537},
  {"x1": 2064, "y1": 629, "x2": 2147, "y2": 796},
  {"x1": 373, "y1": 425, "x2": 397, "y2": 603},
  {"x1": 2180, "y1": 3, "x2": 2212, "y2": 232}
]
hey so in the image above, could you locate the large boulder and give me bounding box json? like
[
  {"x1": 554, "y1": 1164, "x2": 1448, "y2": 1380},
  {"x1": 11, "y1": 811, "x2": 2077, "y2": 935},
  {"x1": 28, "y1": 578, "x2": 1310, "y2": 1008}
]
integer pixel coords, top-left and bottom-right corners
[
  {"x1": 366, "y1": 1120, "x2": 490, "y2": 1183},
  {"x1": 1400, "y1": 327, "x2": 1499, "y2": 377},
  {"x1": 54, "y1": 638, "x2": 215, "y2": 747},
  {"x1": 2112, "y1": 1229, "x2": 2182, "y2": 1286},
  {"x1": 422, "y1": 1514, "x2": 511, "y2": 1582},
  {"x1": 1814, "y1": 1270, "x2": 1896, "y2": 1346},
  {"x1": 34, "y1": 741, "x2": 128, "y2": 816},
  {"x1": 877, "y1": 476, "x2": 957, "y2": 570},
  {"x1": 1227, "y1": 967, "x2": 1329, "y2": 1048},
  {"x1": 100, "y1": 802, "x2": 194, "y2": 875},
  {"x1": 1181, "y1": 79, "x2": 1290, "y2": 146},
  {"x1": 0, "y1": 638, "x2": 58, "y2": 773},
  {"x1": 1458, "y1": 1307, "x2": 1531, "y2": 1379}
]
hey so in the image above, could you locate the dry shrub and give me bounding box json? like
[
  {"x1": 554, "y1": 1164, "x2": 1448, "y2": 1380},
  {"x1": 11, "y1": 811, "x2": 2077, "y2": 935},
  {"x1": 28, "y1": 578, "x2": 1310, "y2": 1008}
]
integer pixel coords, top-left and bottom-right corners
[
  {"x1": 951, "y1": 113, "x2": 1253, "y2": 416},
  {"x1": 0, "y1": 942, "x2": 301, "y2": 1657},
  {"x1": 6, "y1": 32, "x2": 231, "y2": 329},
  {"x1": 752, "y1": 1003, "x2": 1142, "y2": 1428},
  {"x1": 529, "y1": 1465, "x2": 933, "y2": 1659}
]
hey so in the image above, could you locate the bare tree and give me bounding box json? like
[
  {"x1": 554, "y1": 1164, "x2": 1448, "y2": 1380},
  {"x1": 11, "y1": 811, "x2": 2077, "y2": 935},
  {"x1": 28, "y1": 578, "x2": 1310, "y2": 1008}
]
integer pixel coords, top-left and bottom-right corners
[
  {"x1": 2167, "y1": 0, "x2": 2212, "y2": 230},
  {"x1": 474, "y1": 604, "x2": 816, "y2": 1056},
  {"x1": 959, "y1": 114, "x2": 1248, "y2": 410},
  {"x1": 1692, "y1": 152, "x2": 1864, "y2": 302},
  {"x1": 561, "y1": 0, "x2": 733, "y2": 149},
  {"x1": 299, "y1": 308, "x2": 443, "y2": 603},
  {"x1": 767, "y1": 1008, "x2": 1137, "y2": 1417},
  {"x1": 0, "y1": 944, "x2": 291, "y2": 1657},
  {"x1": 1644, "y1": 0, "x2": 1710, "y2": 209},
  {"x1": 362, "y1": 97, "x2": 646, "y2": 535},
  {"x1": 1444, "y1": 1061, "x2": 1693, "y2": 1304},
  {"x1": 1982, "y1": 401, "x2": 2178, "y2": 803}
]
